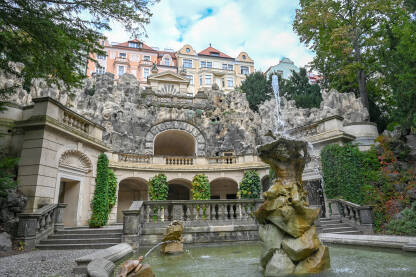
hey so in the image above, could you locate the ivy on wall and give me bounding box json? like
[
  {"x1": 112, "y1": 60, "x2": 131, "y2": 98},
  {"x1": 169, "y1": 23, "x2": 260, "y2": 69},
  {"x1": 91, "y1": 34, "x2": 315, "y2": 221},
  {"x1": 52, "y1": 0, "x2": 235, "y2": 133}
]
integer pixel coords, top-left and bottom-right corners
[
  {"x1": 107, "y1": 169, "x2": 117, "y2": 211},
  {"x1": 239, "y1": 170, "x2": 261, "y2": 199},
  {"x1": 89, "y1": 153, "x2": 110, "y2": 228},
  {"x1": 321, "y1": 144, "x2": 380, "y2": 205},
  {"x1": 191, "y1": 174, "x2": 210, "y2": 200},
  {"x1": 149, "y1": 173, "x2": 168, "y2": 200}
]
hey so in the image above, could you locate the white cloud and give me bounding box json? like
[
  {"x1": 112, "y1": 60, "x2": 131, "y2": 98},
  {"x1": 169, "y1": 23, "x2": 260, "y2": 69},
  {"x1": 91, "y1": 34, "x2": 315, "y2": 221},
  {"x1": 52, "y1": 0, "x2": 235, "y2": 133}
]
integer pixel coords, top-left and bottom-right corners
[{"x1": 105, "y1": 0, "x2": 314, "y2": 70}]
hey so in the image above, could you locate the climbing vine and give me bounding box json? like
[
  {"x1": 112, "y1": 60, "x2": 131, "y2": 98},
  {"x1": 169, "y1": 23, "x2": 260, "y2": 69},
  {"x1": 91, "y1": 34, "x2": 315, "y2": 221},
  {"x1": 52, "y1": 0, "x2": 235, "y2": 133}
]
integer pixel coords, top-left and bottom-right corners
[
  {"x1": 149, "y1": 173, "x2": 169, "y2": 200},
  {"x1": 107, "y1": 169, "x2": 117, "y2": 210},
  {"x1": 89, "y1": 153, "x2": 110, "y2": 228},
  {"x1": 239, "y1": 170, "x2": 261, "y2": 199},
  {"x1": 191, "y1": 174, "x2": 210, "y2": 200}
]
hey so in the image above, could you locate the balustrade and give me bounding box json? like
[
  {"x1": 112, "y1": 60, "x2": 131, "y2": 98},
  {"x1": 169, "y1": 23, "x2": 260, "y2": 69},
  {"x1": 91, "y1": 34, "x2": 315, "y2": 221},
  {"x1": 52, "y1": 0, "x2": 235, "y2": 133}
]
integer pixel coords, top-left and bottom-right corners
[
  {"x1": 165, "y1": 156, "x2": 194, "y2": 165},
  {"x1": 328, "y1": 199, "x2": 374, "y2": 234},
  {"x1": 16, "y1": 203, "x2": 66, "y2": 250},
  {"x1": 62, "y1": 111, "x2": 90, "y2": 133},
  {"x1": 208, "y1": 156, "x2": 237, "y2": 164}
]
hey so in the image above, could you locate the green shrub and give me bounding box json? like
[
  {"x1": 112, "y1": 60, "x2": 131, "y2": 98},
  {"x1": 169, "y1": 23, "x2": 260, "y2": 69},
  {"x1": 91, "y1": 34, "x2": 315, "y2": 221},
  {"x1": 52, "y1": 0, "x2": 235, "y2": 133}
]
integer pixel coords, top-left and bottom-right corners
[
  {"x1": 89, "y1": 153, "x2": 110, "y2": 227},
  {"x1": 239, "y1": 170, "x2": 261, "y2": 199},
  {"x1": 149, "y1": 174, "x2": 168, "y2": 200},
  {"x1": 107, "y1": 169, "x2": 117, "y2": 210},
  {"x1": 0, "y1": 152, "x2": 18, "y2": 198},
  {"x1": 386, "y1": 202, "x2": 416, "y2": 235},
  {"x1": 191, "y1": 174, "x2": 210, "y2": 200}
]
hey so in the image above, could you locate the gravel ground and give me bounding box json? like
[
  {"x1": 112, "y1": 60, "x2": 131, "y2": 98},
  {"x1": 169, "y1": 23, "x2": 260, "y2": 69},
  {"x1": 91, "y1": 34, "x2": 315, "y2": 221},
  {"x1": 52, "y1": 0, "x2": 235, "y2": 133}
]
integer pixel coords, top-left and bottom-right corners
[{"x1": 0, "y1": 249, "x2": 96, "y2": 277}]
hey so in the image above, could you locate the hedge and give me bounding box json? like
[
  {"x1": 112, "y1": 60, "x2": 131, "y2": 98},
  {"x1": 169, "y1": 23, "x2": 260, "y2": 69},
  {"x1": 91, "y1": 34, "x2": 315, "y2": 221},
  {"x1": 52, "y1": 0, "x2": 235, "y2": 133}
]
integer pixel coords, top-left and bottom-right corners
[
  {"x1": 149, "y1": 173, "x2": 169, "y2": 200},
  {"x1": 191, "y1": 174, "x2": 210, "y2": 200},
  {"x1": 89, "y1": 153, "x2": 110, "y2": 227},
  {"x1": 239, "y1": 170, "x2": 261, "y2": 199}
]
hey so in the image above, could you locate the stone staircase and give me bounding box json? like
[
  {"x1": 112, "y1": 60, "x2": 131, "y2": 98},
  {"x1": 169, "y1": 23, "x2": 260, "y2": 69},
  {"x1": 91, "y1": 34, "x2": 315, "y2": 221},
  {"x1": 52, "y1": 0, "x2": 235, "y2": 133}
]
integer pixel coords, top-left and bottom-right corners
[
  {"x1": 319, "y1": 216, "x2": 361, "y2": 235},
  {"x1": 37, "y1": 225, "x2": 122, "y2": 250}
]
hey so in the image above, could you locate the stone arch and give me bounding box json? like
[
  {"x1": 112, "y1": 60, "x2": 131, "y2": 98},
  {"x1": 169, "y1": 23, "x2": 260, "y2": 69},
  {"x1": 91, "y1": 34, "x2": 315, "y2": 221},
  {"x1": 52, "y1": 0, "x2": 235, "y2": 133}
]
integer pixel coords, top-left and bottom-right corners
[
  {"x1": 58, "y1": 149, "x2": 93, "y2": 173},
  {"x1": 210, "y1": 177, "x2": 239, "y2": 199},
  {"x1": 145, "y1": 121, "x2": 206, "y2": 156},
  {"x1": 154, "y1": 130, "x2": 196, "y2": 156},
  {"x1": 168, "y1": 178, "x2": 192, "y2": 200},
  {"x1": 117, "y1": 177, "x2": 149, "y2": 222}
]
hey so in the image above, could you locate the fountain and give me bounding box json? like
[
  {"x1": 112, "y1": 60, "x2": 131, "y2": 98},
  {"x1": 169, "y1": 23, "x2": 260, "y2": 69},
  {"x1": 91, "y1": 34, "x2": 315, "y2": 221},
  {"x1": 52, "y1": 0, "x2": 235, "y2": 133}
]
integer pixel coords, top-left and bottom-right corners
[{"x1": 254, "y1": 74, "x2": 330, "y2": 276}]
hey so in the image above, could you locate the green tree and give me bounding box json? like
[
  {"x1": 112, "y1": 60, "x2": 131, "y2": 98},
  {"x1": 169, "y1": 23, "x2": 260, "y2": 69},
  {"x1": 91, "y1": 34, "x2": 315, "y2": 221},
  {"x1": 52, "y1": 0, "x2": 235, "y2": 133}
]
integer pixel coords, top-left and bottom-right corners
[
  {"x1": 0, "y1": 151, "x2": 18, "y2": 198},
  {"x1": 0, "y1": 0, "x2": 156, "y2": 101},
  {"x1": 239, "y1": 71, "x2": 271, "y2": 112},
  {"x1": 191, "y1": 174, "x2": 210, "y2": 200},
  {"x1": 280, "y1": 68, "x2": 322, "y2": 109},
  {"x1": 89, "y1": 153, "x2": 110, "y2": 227},
  {"x1": 239, "y1": 170, "x2": 261, "y2": 199},
  {"x1": 149, "y1": 174, "x2": 168, "y2": 201},
  {"x1": 293, "y1": 0, "x2": 407, "y2": 113}
]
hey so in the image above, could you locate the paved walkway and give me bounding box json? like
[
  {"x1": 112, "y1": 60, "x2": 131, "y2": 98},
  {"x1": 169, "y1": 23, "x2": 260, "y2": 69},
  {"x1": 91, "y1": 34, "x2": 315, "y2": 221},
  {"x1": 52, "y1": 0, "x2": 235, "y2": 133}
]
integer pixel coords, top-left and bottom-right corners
[{"x1": 0, "y1": 249, "x2": 95, "y2": 277}]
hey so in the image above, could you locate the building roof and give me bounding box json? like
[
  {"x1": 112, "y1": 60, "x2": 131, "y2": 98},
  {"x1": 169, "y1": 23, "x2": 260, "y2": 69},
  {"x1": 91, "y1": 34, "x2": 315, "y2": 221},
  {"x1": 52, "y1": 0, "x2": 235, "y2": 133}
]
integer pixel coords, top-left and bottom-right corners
[
  {"x1": 198, "y1": 46, "x2": 233, "y2": 59},
  {"x1": 112, "y1": 39, "x2": 156, "y2": 52}
]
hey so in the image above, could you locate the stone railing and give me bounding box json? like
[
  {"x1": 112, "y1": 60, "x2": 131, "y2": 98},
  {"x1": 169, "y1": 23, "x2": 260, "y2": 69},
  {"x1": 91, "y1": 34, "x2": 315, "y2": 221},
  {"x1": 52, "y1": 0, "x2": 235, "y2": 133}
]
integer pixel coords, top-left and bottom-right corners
[
  {"x1": 207, "y1": 156, "x2": 237, "y2": 164},
  {"x1": 16, "y1": 203, "x2": 67, "y2": 250},
  {"x1": 62, "y1": 111, "x2": 90, "y2": 134},
  {"x1": 165, "y1": 156, "x2": 194, "y2": 165},
  {"x1": 328, "y1": 199, "x2": 374, "y2": 234},
  {"x1": 118, "y1": 153, "x2": 151, "y2": 163}
]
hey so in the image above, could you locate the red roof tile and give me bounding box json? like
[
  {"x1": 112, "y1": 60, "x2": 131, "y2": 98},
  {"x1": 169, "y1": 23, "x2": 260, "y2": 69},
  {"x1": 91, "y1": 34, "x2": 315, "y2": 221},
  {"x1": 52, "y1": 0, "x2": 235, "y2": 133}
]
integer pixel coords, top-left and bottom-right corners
[{"x1": 198, "y1": 46, "x2": 233, "y2": 59}]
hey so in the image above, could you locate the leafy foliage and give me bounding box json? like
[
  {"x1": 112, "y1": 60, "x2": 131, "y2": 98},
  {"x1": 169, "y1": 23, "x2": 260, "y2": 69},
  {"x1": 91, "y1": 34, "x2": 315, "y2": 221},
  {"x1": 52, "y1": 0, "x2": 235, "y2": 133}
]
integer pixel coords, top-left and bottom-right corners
[
  {"x1": 321, "y1": 144, "x2": 380, "y2": 205},
  {"x1": 149, "y1": 174, "x2": 168, "y2": 201},
  {"x1": 107, "y1": 169, "x2": 117, "y2": 211},
  {"x1": 0, "y1": 151, "x2": 18, "y2": 198},
  {"x1": 191, "y1": 174, "x2": 210, "y2": 200},
  {"x1": 279, "y1": 68, "x2": 322, "y2": 109},
  {"x1": 386, "y1": 202, "x2": 416, "y2": 235},
  {"x1": 239, "y1": 170, "x2": 261, "y2": 199},
  {"x1": 0, "y1": 0, "x2": 156, "y2": 101},
  {"x1": 239, "y1": 72, "x2": 271, "y2": 112},
  {"x1": 89, "y1": 153, "x2": 110, "y2": 227}
]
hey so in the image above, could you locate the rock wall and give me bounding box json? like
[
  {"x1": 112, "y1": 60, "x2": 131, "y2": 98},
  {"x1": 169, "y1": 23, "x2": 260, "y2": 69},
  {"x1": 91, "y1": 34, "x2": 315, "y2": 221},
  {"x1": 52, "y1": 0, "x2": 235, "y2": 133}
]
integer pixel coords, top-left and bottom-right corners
[{"x1": 3, "y1": 71, "x2": 370, "y2": 156}]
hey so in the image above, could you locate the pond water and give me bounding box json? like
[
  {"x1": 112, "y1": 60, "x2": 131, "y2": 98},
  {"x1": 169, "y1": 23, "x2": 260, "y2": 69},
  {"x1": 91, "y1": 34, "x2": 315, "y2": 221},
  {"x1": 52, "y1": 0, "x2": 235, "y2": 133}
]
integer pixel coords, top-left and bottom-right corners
[{"x1": 115, "y1": 242, "x2": 416, "y2": 277}]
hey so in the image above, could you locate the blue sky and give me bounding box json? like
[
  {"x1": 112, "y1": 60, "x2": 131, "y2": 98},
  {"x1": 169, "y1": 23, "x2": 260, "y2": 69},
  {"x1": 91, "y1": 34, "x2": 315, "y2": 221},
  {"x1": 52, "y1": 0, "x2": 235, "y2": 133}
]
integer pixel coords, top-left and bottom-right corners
[{"x1": 104, "y1": 0, "x2": 314, "y2": 71}]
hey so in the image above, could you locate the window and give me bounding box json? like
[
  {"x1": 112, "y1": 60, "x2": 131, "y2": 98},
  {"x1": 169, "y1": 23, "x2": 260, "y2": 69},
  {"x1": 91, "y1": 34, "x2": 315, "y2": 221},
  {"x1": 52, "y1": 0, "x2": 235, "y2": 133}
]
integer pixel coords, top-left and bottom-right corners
[
  {"x1": 222, "y1": 64, "x2": 227, "y2": 70},
  {"x1": 227, "y1": 77, "x2": 234, "y2": 87},
  {"x1": 227, "y1": 64, "x2": 233, "y2": 71},
  {"x1": 185, "y1": 75, "x2": 194, "y2": 85},
  {"x1": 143, "y1": 68, "x2": 150, "y2": 79},
  {"x1": 222, "y1": 64, "x2": 233, "y2": 70},
  {"x1": 128, "y1": 42, "x2": 138, "y2": 48},
  {"x1": 222, "y1": 78, "x2": 225, "y2": 87},
  {"x1": 183, "y1": 59, "x2": 192, "y2": 68},
  {"x1": 199, "y1": 75, "x2": 203, "y2": 85},
  {"x1": 210, "y1": 52, "x2": 220, "y2": 56},
  {"x1": 241, "y1": 66, "x2": 249, "y2": 75},
  {"x1": 163, "y1": 58, "x2": 170, "y2": 66},
  {"x1": 119, "y1": 52, "x2": 126, "y2": 59},
  {"x1": 96, "y1": 65, "x2": 105, "y2": 74},
  {"x1": 97, "y1": 54, "x2": 106, "y2": 60},
  {"x1": 118, "y1": 65, "x2": 125, "y2": 76},
  {"x1": 242, "y1": 55, "x2": 246, "y2": 60},
  {"x1": 186, "y1": 48, "x2": 190, "y2": 53},
  {"x1": 143, "y1": 55, "x2": 151, "y2": 61},
  {"x1": 201, "y1": 61, "x2": 212, "y2": 68},
  {"x1": 205, "y1": 75, "x2": 212, "y2": 85}
]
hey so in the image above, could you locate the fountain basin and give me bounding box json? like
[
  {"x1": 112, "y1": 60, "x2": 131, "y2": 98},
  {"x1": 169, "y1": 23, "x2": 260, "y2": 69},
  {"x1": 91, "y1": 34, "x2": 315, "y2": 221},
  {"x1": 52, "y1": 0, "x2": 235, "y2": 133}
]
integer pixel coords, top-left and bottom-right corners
[{"x1": 114, "y1": 242, "x2": 416, "y2": 277}]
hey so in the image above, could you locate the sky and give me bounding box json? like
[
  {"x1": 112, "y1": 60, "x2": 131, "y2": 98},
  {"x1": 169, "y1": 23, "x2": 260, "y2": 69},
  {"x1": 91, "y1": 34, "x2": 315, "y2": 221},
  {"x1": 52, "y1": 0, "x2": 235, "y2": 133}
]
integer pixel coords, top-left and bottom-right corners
[{"x1": 104, "y1": 0, "x2": 314, "y2": 71}]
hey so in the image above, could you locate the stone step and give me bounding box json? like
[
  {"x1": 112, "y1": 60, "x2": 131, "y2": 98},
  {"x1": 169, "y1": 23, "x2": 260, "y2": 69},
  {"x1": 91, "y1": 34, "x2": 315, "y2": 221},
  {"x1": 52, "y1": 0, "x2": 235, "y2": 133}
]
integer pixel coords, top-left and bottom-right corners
[
  {"x1": 330, "y1": 230, "x2": 362, "y2": 235},
  {"x1": 36, "y1": 243, "x2": 118, "y2": 250},
  {"x1": 319, "y1": 220, "x2": 342, "y2": 224},
  {"x1": 39, "y1": 238, "x2": 121, "y2": 245},
  {"x1": 56, "y1": 228, "x2": 122, "y2": 235},
  {"x1": 320, "y1": 223, "x2": 350, "y2": 228},
  {"x1": 48, "y1": 233, "x2": 122, "y2": 240},
  {"x1": 322, "y1": 227, "x2": 355, "y2": 233}
]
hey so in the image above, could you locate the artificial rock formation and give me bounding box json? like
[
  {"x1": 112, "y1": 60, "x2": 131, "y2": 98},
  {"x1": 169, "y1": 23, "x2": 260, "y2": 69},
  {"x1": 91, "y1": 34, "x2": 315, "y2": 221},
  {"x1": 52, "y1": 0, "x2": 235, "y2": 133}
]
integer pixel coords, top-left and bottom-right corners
[
  {"x1": 160, "y1": 220, "x2": 184, "y2": 254},
  {"x1": 255, "y1": 138, "x2": 330, "y2": 276}
]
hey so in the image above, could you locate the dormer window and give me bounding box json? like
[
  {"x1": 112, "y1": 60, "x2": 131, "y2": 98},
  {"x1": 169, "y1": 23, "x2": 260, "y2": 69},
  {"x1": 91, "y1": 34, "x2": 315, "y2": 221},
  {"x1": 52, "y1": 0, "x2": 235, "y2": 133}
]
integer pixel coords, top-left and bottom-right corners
[
  {"x1": 210, "y1": 52, "x2": 220, "y2": 57},
  {"x1": 128, "y1": 42, "x2": 142, "y2": 48},
  {"x1": 186, "y1": 48, "x2": 190, "y2": 53},
  {"x1": 242, "y1": 55, "x2": 246, "y2": 60},
  {"x1": 163, "y1": 57, "x2": 170, "y2": 66}
]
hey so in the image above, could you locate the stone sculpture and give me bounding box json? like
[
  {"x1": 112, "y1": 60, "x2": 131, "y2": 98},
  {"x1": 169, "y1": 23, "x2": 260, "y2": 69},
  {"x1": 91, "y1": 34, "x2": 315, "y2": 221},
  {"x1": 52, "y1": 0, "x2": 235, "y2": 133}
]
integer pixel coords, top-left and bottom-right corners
[
  {"x1": 118, "y1": 256, "x2": 155, "y2": 277},
  {"x1": 255, "y1": 138, "x2": 330, "y2": 276},
  {"x1": 160, "y1": 220, "x2": 184, "y2": 254}
]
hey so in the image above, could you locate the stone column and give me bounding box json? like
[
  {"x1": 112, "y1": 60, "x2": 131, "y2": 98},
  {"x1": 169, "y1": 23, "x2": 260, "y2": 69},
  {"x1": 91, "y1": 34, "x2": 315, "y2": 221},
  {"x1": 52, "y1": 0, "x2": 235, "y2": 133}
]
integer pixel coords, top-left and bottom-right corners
[
  {"x1": 15, "y1": 214, "x2": 39, "y2": 250},
  {"x1": 122, "y1": 210, "x2": 142, "y2": 249},
  {"x1": 358, "y1": 207, "x2": 374, "y2": 234},
  {"x1": 54, "y1": 203, "x2": 67, "y2": 231}
]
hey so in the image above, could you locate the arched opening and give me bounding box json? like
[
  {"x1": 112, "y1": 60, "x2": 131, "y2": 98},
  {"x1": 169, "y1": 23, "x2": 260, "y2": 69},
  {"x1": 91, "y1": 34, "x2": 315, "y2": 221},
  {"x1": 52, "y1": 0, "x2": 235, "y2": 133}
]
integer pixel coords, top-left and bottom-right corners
[
  {"x1": 58, "y1": 177, "x2": 81, "y2": 227},
  {"x1": 168, "y1": 178, "x2": 192, "y2": 200},
  {"x1": 154, "y1": 130, "x2": 195, "y2": 156},
  {"x1": 261, "y1": 175, "x2": 271, "y2": 194},
  {"x1": 117, "y1": 178, "x2": 148, "y2": 222},
  {"x1": 210, "y1": 178, "x2": 238, "y2": 199}
]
